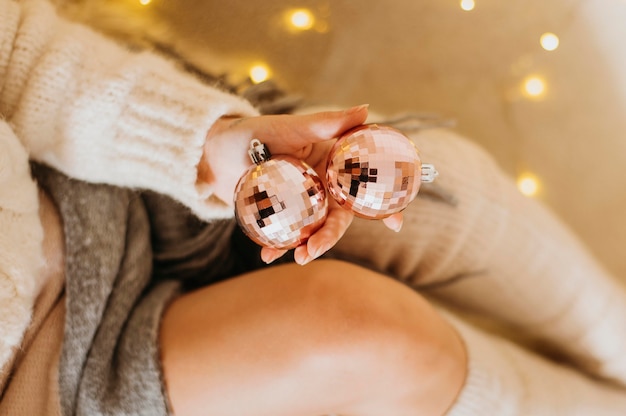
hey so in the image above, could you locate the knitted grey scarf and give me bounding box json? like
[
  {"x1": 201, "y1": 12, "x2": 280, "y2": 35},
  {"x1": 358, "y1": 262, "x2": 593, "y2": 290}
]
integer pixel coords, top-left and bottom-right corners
[{"x1": 32, "y1": 164, "x2": 238, "y2": 416}]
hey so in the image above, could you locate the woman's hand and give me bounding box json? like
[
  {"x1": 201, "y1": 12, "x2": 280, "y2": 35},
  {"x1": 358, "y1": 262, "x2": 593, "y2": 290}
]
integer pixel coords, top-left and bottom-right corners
[{"x1": 198, "y1": 106, "x2": 403, "y2": 265}]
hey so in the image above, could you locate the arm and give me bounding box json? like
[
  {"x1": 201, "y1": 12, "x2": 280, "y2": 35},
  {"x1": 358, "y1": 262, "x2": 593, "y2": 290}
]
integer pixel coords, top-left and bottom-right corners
[{"x1": 0, "y1": 0, "x2": 258, "y2": 220}]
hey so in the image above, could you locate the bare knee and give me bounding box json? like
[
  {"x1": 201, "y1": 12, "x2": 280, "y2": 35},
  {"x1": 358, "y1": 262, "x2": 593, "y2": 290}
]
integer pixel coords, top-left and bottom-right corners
[
  {"x1": 283, "y1": 260, "x2": 466, "y2": 414},
  {"x1": 160, "y1": 259, "x2": 465, "y2": 416}
]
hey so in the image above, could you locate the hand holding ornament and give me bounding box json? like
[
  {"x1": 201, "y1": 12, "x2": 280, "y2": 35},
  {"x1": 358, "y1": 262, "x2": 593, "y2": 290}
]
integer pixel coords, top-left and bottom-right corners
[{"x1": 199, "y1": 106, "x2": 407, "y2": 265}]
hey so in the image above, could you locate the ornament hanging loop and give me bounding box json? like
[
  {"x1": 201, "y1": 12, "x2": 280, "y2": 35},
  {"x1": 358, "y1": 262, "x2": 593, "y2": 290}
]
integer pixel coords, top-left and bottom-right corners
[{"x1": 248, "y1": 139, "x2": 272, "y2": 165}]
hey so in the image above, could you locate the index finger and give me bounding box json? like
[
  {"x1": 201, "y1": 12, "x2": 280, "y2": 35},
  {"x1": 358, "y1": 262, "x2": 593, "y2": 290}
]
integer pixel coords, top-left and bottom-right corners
[
  {"x1": 258, "y1": 105, "x2": 370, "y2": 158},
  {"x1": 293, "y1": 205, "x2": 354, "y2": 265}
]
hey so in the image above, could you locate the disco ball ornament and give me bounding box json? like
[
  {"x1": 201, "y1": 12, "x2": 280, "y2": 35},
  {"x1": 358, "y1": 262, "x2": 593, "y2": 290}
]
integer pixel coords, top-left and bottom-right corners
[
  {"x1": 326, "y1": 124, "x2": 438, "y2": 219},
  {"x1": 234, "y1": 139, "x2": 328, "y2": 249}
]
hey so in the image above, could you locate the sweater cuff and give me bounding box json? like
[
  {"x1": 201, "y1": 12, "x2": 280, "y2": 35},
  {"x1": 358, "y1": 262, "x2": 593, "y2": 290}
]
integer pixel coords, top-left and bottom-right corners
[
  {"x1": 441, "y1": 308, "x2": 626, "y2": 416},
  {"x1": 4, "y1": 0, "x2": 259, "y2": 220},
  {"x1": 105, "y1": 54, "x2": 259, "y2": 220},
  {"x1": 441, "y1": 310, "x2": 526, "y2": 416}
]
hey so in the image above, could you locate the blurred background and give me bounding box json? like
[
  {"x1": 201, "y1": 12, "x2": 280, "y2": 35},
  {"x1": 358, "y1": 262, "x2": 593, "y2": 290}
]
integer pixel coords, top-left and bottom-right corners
[{"x1": 57, "y1": 0, "x2": 626, "y2": 280}]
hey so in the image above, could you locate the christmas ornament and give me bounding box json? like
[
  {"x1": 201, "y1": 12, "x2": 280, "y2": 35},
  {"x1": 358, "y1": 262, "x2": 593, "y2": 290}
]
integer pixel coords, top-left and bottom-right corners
[
  {"x1": 234, "y1": 139, "x2": 328, "y2": 249},
  {"x1": 326, "y1": 124, "x2": 438, "y2": 219}
]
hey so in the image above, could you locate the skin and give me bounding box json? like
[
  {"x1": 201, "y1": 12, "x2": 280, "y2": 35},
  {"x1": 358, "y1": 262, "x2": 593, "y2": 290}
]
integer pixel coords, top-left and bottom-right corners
[
  {"x1": 159, "y1": 260, "x2": 467, "y2": 416},
  {"x1": 161, "y1": 106, "x2": 465, "y2": 414},
  {"x1": 198, "y1": 105, "x2": 404, "y2": 265},
  {"x1": 38, "y1": 107, "x2": 467, "y2": 415}
]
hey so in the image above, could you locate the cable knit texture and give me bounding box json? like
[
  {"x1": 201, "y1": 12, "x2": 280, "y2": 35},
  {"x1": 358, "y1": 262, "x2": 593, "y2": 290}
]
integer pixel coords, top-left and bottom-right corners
[
  {"x1": 443, "y1": 309, "x2": 626, "y2": 415},
  {"x1": 0, "y1": 0, "x2": 258, "y2": 221}
]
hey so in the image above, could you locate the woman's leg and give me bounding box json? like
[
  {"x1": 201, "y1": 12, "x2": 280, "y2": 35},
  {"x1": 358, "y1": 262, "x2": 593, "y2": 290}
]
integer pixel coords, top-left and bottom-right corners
[
  {"x1": 159, "y1": 259, "x2": 466, "y2": 416},
  {"x1": 330, "y1": 127, "x2": 626, "y2": 385}
]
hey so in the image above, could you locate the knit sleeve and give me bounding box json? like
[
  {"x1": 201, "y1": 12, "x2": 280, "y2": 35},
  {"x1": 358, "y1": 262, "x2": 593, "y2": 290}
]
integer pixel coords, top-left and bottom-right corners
[
  {"x1": 441, "y1": 309, "x2": 626, "y2": 416},
  {"x1": 0, "y1": 0, "x2": 258, "y2": 220},
  {"x1": 0, "y1": 120, "x2": 45, "y2": 379}
]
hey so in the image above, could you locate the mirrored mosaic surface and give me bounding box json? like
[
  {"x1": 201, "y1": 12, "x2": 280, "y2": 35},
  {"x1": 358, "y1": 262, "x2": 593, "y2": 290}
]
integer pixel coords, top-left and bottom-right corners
[
  {"x1": 326, "y1": 124, "x2": 422, "y2": 219},
  {"x1": 234, "y1": 156, "x2": 328, "y2": 249}
]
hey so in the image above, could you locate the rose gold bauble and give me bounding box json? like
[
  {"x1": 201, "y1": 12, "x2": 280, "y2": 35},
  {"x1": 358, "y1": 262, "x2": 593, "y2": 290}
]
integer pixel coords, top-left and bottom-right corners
[
  {"x1": 326, "y1": 124, "x2": 422, "y2": 219},
  {"x1": 234, "y1": 140, "x2": 327, "y2": 249}
]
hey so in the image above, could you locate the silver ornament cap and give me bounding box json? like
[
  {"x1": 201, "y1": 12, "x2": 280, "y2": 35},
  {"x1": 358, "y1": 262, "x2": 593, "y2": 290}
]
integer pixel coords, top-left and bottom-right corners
[{"x1": 248, "y1": 138, "x2": 271, "y2": 164}]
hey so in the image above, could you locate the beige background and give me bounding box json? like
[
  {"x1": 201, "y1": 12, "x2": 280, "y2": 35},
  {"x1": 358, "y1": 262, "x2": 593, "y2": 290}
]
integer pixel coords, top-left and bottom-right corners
[{"x1": 60, "y1": 0, "x2": 626, "y2": 280}]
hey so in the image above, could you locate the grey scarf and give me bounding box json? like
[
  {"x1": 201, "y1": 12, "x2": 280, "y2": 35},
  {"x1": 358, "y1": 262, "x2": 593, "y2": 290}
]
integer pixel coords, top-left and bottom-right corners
[{"x1": 33, "y1": 164, "x2": 238, "y2": 415}]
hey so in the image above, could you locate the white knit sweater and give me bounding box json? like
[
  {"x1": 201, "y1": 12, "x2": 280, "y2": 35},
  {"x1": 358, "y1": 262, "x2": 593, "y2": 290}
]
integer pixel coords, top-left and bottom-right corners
[
  {"x1": 2, "y1": 0, "x2": 626, "y2": 414},
  {"x1": 0, "y1": 0, "x2": 256, "y2": 383}
]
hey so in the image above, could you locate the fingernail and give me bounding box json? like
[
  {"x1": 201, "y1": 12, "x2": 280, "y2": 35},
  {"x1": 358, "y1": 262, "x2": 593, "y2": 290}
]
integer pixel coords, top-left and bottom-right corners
[
  {"x1": 346, "y1": 104, "x2": 369, "y2": 115},
  {"x1": 313, "y1": 244, "x2": 330, "y2": 260},
  {"x1": 298, "y1": 253, "x2": 314, "y2": 266},
  {"x1": 262, "y1": 252, "x2": 280, "y2": 264},
  {"x1": 392, "y1": 217, "x2": 403, "y2": 233}
]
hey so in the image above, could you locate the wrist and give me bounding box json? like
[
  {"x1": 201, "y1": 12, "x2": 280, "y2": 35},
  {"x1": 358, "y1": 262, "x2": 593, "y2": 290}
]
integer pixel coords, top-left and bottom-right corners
[
  {"x1": 199, "y1": 116, "x2": 252, "y2": 205},
  {"x1": 198, "y1": 117, "x2": 234, "y2": 184}
]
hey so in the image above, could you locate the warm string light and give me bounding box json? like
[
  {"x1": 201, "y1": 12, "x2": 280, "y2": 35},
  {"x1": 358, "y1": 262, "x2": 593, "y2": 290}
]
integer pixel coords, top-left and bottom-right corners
[
  {"x1": 455, "y1": 5, "x2": 552, "y2": 197},
  {"x1": 460, "y1": 0, "x2": 475, "y2": 11},
  {"x1": 540, "y1": 32, "x2": 560, "y2": 51},
  {"x1": 245, "y1": 9, "x2": 322, "y2": 86},
  {"x1": 288, "y1": 9, "x2": 315, "y2": 31},
  {"x1": 522, "y1": 76, "x2": 546, "y2": 98},
  {"x1": 509, "y1": 33, "x2": 559, "y2": 198},
  {"x1": 243, "y1": 9, "x2": 317, "y2": 87},
  {"x1": 249, "y1": 64, "x2": 271, "y2": 84},
  {"x1": 517, "y1": 33, "x2": 559, "y2": 100},
  {"x1": 138, "y1": 0, "x2": 151, "y2": 5},
  {"x1": 517, "y1": 174, "x2": 540, "y2": 197}
]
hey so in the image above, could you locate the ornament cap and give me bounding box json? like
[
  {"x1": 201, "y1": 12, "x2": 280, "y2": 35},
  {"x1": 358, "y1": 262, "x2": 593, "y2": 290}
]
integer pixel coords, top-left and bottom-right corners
[
  {"x1": 248, "y1": 139, "x2": 272, "y2": 164},
  {"x1": 421, "y1": 163, "x2": 439, "y2": 183}
]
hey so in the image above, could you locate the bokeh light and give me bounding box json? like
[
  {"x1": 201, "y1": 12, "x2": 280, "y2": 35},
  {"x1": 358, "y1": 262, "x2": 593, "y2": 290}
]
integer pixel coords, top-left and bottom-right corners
[
  {"x1": 540, "y1": 33, "x2": 560, "y2": 51},
  {"x1": 460, "y1": 0, "x2": 475, "y2": 11},
  {"x1": 288, "y1": 9, "x2": 315, "y2": 30},
  {"x1": 517, "y1": 174, "x2": 540, "y2": 197},
  {"x1": 249, "y1": 64, "x2": 271, "y2": 84},
  {"x1": 523, "y1": 76, "x2": 547, "y2": 98}
]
